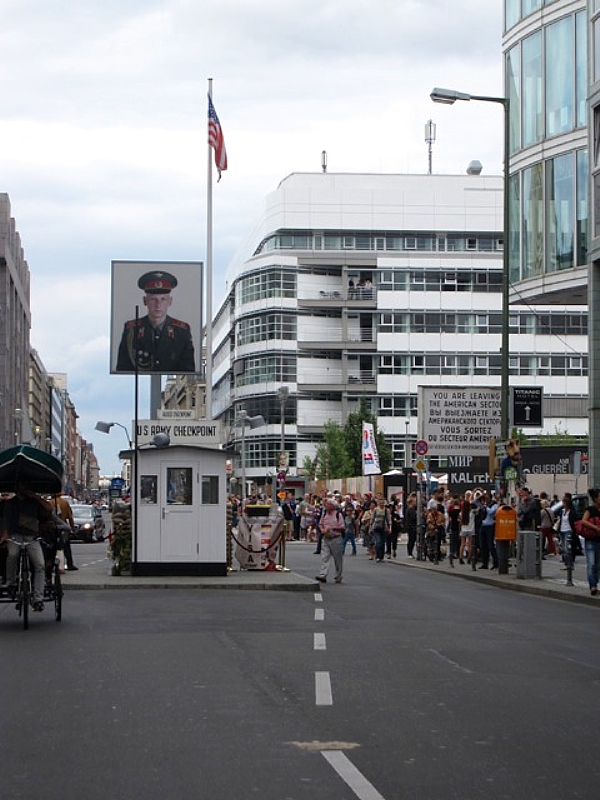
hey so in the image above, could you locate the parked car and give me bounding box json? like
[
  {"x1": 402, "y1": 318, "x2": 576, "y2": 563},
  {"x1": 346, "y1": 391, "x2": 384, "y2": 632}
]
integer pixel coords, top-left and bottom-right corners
[{"x1": 70, "y1": 504, "x2": 106, "y2": 543}]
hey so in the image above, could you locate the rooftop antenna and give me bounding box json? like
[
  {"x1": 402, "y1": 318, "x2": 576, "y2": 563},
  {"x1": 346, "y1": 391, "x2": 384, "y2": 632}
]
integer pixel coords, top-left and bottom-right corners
[
  {"x1": 424, "y1": 120, "x2": 436, "y2": 174},
  {"x1": 321, "y1": 150, "x2": 327, "y2": 173}
]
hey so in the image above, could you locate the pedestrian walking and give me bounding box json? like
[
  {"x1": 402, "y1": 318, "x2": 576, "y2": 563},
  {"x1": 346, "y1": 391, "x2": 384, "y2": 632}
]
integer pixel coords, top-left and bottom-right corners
[
  {"x1": 315, "y1": 497, "x2": 345, "y2": 583},
  {"x1": 539, "y1": 493, "x2": 556, "y2": 556},
  {"x1": 361, "y1": 499, "x2": 376, "y2": 559},
  {"x1": 404, "y1": 494, "x2": 417, "y2": 558},
  {"x1": 580, "y1": 487, "x2": 600, "y2": 596},
  {"x1": 370, "y1": 497, "x2": 391, "y2": 563},
  {"x1": 342, "y1": 505, "x2": 358, "y2": 555},
  {"x1": 479, "y1": 494, "x2": 499, "y2": 570},
  {"x1": 557, "y1": 492, "x2": 579, "y2": 569},
  {"x1": 386, "y1": 495, "x2": 402, "y2": 559}
]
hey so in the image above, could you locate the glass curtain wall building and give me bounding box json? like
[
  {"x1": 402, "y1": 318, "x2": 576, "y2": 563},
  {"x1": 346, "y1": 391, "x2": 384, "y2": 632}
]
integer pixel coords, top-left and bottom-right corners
[{"x1": 504, "y1": 1, "x2": 599, "y2": 480}]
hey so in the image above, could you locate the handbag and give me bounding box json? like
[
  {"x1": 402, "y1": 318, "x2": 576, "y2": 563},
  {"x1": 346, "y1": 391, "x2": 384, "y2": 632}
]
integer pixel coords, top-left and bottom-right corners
[
  {"x1": 552, "y1": 516, "x2": 561, "y2": 533},
  {"x1": 575, "y1": 518, "x2": 600, "y2": 540}
]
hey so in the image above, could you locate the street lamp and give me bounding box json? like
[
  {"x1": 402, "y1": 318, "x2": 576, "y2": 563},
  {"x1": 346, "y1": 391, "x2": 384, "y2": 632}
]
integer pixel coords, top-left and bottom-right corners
[
  {"x1": 431, "y1": 87, "x2": 510, "y2": 441},
  {"x1": 13, "y1": 408, "x2": 22, "y2": 443},
  {"x1": 237, "y1": 411, "x2": 266, "y2": 498},
  {"x1": 95, "y1": 420, "x2": 132, "y2": 448},
  {"x1": 277, "y1": 386, "x2": 289, "y2": 464}
]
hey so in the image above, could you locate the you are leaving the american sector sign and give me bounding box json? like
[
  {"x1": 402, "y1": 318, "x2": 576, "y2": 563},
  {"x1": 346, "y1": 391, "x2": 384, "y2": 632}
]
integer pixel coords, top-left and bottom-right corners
[{"x1": 418, "y1": 386, "x2": 501, "y2": 457}]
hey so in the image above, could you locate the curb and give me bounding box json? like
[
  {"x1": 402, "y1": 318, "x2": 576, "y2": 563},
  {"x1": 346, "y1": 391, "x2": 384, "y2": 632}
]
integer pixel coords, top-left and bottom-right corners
[{"x1": 390, "y1": 557, "x2": 600, "y2": 608}]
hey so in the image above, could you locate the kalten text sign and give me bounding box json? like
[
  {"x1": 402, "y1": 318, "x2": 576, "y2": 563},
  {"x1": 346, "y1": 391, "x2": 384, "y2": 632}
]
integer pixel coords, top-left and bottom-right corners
[{"x1": 418, "y1": 386, "x2": 501, "y2": 457}]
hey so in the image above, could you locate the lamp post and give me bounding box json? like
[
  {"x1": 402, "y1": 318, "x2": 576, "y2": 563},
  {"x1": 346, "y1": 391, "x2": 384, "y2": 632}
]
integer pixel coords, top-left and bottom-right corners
[
  {"x1": 430, "y1": 87, "x2": 510, "y2": 442},
  {"x1": 13, "y1": 408, "x2": 22, "y2": 444},
  {"x1": 239, "y1": 410, "x2": 248, "y2": 499},
  {"x1": 278, "y1": 386, "x2": 289, "y2": 467},
  {"x1": 236, "y1": 411, "x2": 266, "y2": 500}
]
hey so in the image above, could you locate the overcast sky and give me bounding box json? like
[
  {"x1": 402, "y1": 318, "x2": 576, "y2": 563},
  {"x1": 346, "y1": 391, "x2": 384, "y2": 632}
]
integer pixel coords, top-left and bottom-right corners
[{"x1": 0, "y1": 0, "x2": 504, "y2": 476}]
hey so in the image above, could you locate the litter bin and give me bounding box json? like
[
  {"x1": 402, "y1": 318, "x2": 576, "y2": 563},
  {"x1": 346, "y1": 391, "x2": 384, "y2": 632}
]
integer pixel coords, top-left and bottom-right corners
[
  {"x1": 516, "y1": 527, "x2": 541, "y2": 579},
  {"x1": 495, "y1": 505, "x2": 517, "y2": 575}
]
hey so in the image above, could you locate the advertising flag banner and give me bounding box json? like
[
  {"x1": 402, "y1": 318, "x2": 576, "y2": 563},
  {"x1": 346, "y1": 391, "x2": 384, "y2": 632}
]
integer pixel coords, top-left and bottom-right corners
[{"x1": 362, "y1": 421, "x2": 381, "y2": 476}]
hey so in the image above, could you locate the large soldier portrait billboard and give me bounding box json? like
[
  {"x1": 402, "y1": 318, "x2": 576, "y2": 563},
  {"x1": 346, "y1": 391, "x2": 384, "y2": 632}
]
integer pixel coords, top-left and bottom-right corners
[{"x1": 110, "y1": 260, "x2": 202, "y2": 375}]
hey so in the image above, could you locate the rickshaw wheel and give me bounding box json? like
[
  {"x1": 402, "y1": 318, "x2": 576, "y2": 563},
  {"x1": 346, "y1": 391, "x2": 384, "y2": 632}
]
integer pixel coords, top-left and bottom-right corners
[{"x1": 53, "y1": 564, "x2": 63, "y2": 622}]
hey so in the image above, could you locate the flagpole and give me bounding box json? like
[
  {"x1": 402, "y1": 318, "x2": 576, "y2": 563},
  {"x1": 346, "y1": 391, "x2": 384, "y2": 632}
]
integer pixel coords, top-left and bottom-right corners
[{"x1": 205, "y1": 77, "x2": 214, "y2": 420}]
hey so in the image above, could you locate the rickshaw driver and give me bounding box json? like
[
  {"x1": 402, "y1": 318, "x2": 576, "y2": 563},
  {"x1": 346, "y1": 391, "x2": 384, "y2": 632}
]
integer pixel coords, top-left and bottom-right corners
[{"x1": 0, "y1": 480, "x2": 53, "y2": 611}]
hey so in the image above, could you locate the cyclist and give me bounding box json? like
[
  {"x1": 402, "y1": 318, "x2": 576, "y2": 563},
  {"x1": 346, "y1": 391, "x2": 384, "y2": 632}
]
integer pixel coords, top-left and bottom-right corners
[{"x1": 0, "y1": 480, "x2": 53, "y2": 611}]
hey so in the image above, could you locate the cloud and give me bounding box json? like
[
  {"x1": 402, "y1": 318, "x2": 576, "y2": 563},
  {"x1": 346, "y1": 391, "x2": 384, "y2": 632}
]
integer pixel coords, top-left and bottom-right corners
[{"x1": 0, "y1": 0, "x2": 504, "y2": 475}]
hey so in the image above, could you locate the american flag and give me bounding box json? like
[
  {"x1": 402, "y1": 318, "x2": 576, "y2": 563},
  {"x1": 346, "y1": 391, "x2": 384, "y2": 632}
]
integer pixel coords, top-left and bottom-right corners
[{"x1": 208, "y1": 95, "x2": 227, "y2": 180}]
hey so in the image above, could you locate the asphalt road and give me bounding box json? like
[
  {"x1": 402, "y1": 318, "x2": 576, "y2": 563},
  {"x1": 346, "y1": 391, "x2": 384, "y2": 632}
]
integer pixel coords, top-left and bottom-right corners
[{"x1": 1, "y1": 543, "x2": 599, "y2": 800}]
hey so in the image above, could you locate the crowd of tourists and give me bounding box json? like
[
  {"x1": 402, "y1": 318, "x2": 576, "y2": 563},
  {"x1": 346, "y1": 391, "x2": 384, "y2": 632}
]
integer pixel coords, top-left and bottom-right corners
[{"x1": 228, "y1": 484, "x2": 600, "y2": 596}]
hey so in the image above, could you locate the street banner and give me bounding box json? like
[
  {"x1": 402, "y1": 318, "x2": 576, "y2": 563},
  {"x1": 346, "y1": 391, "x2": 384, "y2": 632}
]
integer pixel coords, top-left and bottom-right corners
[{"x1": 362, "y1": 422, "x2": 381, "y2": 476}]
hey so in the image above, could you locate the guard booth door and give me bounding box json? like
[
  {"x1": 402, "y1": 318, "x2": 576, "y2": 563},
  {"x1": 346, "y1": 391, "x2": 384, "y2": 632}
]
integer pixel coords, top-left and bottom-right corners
[{"x1": 160, "y1": 463, "x2": 197, "y2": 561}]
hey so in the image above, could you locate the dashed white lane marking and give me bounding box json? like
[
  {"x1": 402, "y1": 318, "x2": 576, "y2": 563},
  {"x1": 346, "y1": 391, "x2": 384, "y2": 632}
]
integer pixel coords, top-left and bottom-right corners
[
  {"x1": 314, "y1": 593, "x2": 323, "y2": 602},
  {"x1": 315, "y1": 671, "x2": 332, "y2": 705},
  {"x1": 314, "y1": 632, "x2": 326, "y2": 650},
  {"x1": 315, "y1": 608, "x2": 324, "y2": 621},
  {"x1": 321, "y1": 750, "x2": 386, "y2": 800}
]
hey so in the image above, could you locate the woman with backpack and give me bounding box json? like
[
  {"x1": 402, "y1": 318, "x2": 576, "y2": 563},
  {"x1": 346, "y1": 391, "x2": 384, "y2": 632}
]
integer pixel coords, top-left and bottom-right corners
[{"x1": 370, "y1": 497, "x2": 391, "y2": 563}]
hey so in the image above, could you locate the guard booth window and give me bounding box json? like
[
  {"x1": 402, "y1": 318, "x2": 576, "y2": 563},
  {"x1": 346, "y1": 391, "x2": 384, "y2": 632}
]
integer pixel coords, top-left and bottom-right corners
[
  {"x1": 202, "y1": 476, "x2": 219, "y2": 505},
  {"x1": 167, "y1": 468, "x2": 193, "y2": 505}
]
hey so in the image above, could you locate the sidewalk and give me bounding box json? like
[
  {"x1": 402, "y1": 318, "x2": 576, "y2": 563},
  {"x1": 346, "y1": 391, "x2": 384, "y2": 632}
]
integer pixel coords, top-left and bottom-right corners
[
  {"x1": 60, "y1": 546, "x2": 599, "y2": 606},
  {"x1": 60, "y1": 555, "x2": 318, "y2": 592},
  {"x1": 388, "y1": 548, "x2": 599, "y2": 608}
]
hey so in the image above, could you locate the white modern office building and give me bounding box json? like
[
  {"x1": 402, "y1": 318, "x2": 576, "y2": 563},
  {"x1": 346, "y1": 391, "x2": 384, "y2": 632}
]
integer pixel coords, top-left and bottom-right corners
[{"x1": 210, "y1": 171, "x2": 588, "y2": 488}]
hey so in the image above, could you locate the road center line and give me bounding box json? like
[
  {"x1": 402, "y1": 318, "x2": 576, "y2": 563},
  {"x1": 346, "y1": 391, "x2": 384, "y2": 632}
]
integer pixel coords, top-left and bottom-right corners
[
  {"x1": 315, "y1": 671, "x2": 332, "y2": 705},
  {"x1": 314, "y1": 632, "x2": 326, "y2": 650},
  {"x1": 314, "y1": 593, "x2": 323, "y2": 602},
  {"x1": 315, "y1": 608, "x2": 324, "y2": 621},
  {"x1": 321, "y1": 750, "x2": 386, "y2": 800}
]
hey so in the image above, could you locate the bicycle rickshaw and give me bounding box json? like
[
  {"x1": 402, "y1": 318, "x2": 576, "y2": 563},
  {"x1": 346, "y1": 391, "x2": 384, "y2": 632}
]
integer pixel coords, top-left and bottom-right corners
[{"x1": 0, "y1": 444, "x2": 65, "y2": 630}]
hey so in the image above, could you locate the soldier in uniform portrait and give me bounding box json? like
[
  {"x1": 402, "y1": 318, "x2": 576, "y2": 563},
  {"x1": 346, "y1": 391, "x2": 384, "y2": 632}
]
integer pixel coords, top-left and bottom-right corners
[{"x1": 116, "y1": 270, "x2": 196, "y2": 373}]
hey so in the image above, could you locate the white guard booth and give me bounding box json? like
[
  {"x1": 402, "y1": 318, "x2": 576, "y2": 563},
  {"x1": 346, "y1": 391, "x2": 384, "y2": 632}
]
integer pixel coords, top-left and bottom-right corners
[{"x1": 132, "y1": 444, "x2": 228, "y2": 577}]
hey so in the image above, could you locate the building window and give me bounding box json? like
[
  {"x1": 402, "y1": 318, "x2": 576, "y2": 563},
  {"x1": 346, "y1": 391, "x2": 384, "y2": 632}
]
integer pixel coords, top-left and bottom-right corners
[
  {"x1": 505, "y1": 0, "x2": 520, "y2": 32},
  {"x1": 239, "y1": 269, "x2": 296, "y2": 303},
  {"x1": 523, "y1": 163, "x2": 544, "y2": 278},
  {"x1": 507, "y1": 43, "x2": 521, "y2": 153},
  {"x1": 577, "y1": 149, "x2": 588, "y2": 266},
  {"x1": 545, "y1": 16, "x2": 573, "y2": 138},
  {"x1": 594, "y1": 16, "x2": 600, "y2": 83},
  {"x1": 546, "y1": 153, "x2": 574, "y2": 272},
  {"x1": 575, "y1": 11, "x2": 587, "y2": 128},
  {"x1": 522, "y1": 0, "x2": 541, "y2": 16},
  {"x1": 522, "y1": 31, "x2": 542, "y2": 148},
  {"x1": 509, "y1": 173, "x2": 521, "y2": 284}
]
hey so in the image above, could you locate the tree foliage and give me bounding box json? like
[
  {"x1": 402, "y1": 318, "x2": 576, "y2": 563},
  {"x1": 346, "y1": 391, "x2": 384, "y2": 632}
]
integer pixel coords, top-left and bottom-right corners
[{"x1": 311, "y1": 400, "x2": 392, "y2": 479}]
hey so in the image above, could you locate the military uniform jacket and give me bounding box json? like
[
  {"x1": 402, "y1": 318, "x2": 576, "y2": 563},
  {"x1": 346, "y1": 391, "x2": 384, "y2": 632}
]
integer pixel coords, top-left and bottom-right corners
[{"x1": 116, "y1": 315, "x2": 196, "y2": 373}]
